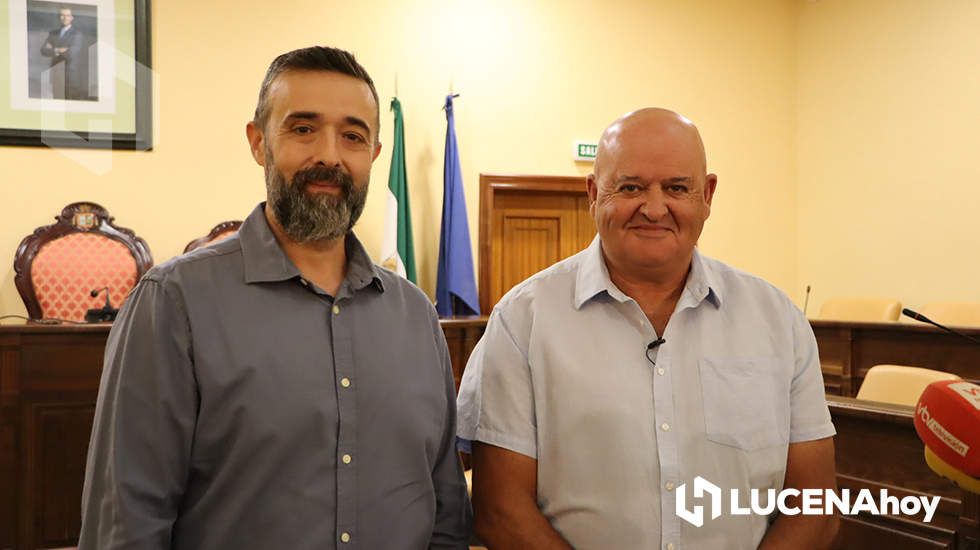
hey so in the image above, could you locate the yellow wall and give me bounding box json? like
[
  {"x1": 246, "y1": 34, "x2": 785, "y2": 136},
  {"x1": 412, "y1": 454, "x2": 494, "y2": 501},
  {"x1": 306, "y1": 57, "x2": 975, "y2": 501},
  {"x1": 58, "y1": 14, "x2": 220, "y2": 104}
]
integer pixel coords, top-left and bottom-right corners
[
  {"x1": 1, "y1": 0, "x2": 801, "y2": 317},
  {"x1": 797, "y1": 0, "x2": 980, "y2": 316}
]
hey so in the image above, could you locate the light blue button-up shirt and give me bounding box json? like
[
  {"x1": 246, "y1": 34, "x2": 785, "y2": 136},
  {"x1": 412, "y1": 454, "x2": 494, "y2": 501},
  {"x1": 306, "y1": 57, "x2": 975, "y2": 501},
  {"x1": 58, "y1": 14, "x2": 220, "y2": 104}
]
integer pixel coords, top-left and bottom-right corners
[{"x1": 457, "y1": 236, "x2": 835, "y2": 549}]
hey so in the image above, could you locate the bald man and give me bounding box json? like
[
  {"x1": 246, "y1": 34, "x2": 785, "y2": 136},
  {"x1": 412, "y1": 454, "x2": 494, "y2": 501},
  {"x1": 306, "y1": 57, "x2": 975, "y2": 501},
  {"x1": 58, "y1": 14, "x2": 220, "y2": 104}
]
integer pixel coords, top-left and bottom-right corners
[{"x1": 456, "y1": 109, "x2": 838, "y2": 549}]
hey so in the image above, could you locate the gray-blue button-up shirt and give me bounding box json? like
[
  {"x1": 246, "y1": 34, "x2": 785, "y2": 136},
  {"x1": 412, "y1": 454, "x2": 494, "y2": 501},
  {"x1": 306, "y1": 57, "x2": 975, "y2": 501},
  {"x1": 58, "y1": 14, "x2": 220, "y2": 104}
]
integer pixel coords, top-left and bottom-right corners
[{"x1": 80, "y1": 204, "x2": 471, "y2": 549}]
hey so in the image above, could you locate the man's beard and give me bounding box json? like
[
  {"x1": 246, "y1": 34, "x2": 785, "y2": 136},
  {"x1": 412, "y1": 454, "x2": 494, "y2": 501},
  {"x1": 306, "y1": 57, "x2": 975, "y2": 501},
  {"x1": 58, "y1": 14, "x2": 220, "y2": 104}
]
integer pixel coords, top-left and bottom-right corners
[{"x1": 265, "y1": 156, "x2": 368, "y2": 244}]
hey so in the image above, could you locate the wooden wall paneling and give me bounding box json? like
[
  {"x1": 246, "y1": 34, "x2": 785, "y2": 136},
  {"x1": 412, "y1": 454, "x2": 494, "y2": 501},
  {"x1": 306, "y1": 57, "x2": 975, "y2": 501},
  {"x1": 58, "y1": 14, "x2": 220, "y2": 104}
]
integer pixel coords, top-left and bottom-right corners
[
  {"x1": 813, "y1": 323, "x2": 852, "y2": 396},
  {"x1": 813, "y1": 320, "x2": 980, "y2": 397},
  {"x1": 961, "y1": 493, "x2": 980, "y2": 548},
  {"x1": 440, "y1": 318, "x2": 487, "y2": 391},
  {"x1": 828, "y1": 396, "x2": 976, "y2": 548},
  {"x1": 0, "y1": 335, "x2": 21, "y2": 549},
  {"x1": 838, "y1": 514, "x2": 951, "y2": 549},
  {"x1": 34, "y1": 403, "x2": 94, "y2": 547}
]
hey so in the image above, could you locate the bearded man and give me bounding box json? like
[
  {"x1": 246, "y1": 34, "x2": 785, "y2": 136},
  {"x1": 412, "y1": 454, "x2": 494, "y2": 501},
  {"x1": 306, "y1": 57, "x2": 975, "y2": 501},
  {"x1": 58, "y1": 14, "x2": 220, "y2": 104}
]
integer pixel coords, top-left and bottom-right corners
[{"x1": 79, "y1": 46, "x2": 471, "y2": 550}]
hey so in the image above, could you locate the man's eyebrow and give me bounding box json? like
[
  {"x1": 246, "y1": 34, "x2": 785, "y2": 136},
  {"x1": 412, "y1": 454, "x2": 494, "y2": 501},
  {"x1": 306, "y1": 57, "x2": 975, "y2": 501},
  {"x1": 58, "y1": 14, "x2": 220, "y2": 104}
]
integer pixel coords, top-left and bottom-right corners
[
  {"x1": 344, "y1": 116, "x2": 371, "y2": 136},
  {"x1": 281, "y1": 111, "x2": 320, "y2": 125},
  {"x1": 612, "y1": 175, "x2": 693, "y2": 187},
  {"x1": 281, "y1": 113, "x2": 372, "y2": 137}
]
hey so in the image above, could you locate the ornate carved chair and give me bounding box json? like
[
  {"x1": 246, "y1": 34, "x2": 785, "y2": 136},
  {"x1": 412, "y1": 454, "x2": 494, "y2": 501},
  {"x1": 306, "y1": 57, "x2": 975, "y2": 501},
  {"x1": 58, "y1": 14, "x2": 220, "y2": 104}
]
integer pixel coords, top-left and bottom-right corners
[
  {"x1": 183, "y1": 220, "x2": 242, "y2": 253},
  {"x1": 14, "y1": 202, "x2": 153, "y2": 322}
]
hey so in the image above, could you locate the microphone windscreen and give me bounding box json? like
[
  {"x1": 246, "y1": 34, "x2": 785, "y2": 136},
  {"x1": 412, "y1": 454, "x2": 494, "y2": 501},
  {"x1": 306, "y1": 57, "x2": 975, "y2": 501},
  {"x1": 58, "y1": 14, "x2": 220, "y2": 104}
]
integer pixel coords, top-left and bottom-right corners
[{"x1": 914, "y1": 379, "x2": 980, "y2": 477}]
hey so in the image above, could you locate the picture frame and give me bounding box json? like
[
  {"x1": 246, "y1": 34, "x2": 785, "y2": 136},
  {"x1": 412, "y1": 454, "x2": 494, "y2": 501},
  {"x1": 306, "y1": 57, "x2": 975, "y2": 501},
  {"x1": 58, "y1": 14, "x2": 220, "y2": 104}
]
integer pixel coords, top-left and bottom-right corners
[{"x1": 0, "y1": 0, "x2": 151, "y2": 149}]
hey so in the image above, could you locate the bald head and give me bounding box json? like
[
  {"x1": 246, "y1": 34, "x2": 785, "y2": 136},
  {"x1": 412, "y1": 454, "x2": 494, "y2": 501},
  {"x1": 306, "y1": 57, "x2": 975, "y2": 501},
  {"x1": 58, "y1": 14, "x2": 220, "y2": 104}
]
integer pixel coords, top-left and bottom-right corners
[
  {"x1": 594, "y1": 108, "x2": 707, "y2": 179},
  {"x1": 586, "y1": 107, "x2": 717, "y2": 283}
]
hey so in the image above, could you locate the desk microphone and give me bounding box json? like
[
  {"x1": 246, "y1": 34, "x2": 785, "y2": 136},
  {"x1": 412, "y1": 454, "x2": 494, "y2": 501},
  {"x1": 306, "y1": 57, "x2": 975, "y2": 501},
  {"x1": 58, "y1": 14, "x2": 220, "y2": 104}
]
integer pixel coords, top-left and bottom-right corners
[
  {"x1": 85, "y1": 287, "x2": 119, "y2": 323},
  {"x1": 902, "y1": 308, "x2": 980, "y2": 346},
  {"x1": 803, "y1": 285, "x2": 811, "y2": 316}
]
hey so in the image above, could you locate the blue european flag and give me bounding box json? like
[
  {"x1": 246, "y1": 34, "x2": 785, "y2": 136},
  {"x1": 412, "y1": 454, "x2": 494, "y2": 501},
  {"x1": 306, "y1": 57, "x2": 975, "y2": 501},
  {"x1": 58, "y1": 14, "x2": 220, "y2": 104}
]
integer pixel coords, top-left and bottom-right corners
[{"x1": 436, "y1": 94, "x2": 480, "y2": 317}]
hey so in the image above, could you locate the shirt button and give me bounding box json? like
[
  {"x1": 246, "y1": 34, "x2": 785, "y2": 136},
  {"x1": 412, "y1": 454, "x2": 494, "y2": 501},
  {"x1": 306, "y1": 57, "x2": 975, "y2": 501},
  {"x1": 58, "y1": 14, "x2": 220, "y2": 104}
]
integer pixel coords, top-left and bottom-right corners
[
  {"x1": 332, "y1": 304, "x2": 340, "y2": 315},
  {"x1": 657, "y1": 367, "x2": 665, "y2": 375},
  {"x1": 340, "y1": 377, "x2": 351, "y2": 388},
  {"x1": 665, "y1": 482, "x2": 675, "y2": 491},
  {"x1": 661, "y1": 422, "x2": 670, "y2": 431},
  {"x1": 340, "y1": 532, "x2": 351, "y2": 543},
  {"x1": 342, "y1": 454, "x2": 352, "y2": 464},
  {"x1": 666, "y1": 544, "x2": 675, "y2": 550}
]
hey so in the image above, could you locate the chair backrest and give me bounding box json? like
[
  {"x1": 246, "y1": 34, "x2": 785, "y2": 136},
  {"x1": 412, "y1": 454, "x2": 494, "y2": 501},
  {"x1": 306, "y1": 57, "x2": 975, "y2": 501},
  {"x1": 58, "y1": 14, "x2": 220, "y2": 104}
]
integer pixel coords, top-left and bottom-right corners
[
  {"x1": 184, "y1": 220, "x2": 242, "y2": 253},
  {"x1": 856, "y1": 365, "x2": 961, "y2": 406},
  {"x1": 14, "y1": 202, "x2": 153, "y2": 322},
  {"x1": 918, "y1": 302, "x2": 980, "y2": 328},
  {"x1": 818, "y1": 297, "x2": 902, "y2": 322}
]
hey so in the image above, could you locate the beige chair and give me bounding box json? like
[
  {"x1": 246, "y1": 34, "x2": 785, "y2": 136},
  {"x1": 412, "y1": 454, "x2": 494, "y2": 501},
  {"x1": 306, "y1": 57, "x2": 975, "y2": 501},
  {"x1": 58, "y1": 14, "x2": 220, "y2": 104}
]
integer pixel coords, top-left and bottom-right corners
[
  {"x1": 918, "y1": 301, "x2": 980, "y2": 328},
  {"x1": 856, "y1": 365, "x2": 961, "y2": 406},
  {"x1": 818, "y1": 297, "x2": 902, "y2": 322}
]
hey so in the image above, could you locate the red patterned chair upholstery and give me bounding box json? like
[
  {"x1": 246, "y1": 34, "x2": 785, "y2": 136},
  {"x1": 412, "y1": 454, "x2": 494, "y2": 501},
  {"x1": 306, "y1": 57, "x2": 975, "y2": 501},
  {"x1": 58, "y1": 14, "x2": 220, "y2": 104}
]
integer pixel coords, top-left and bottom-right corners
[
  {"x1": 183, "y1": 220, "x2": 242, "y2": 253},
  {"x1": 14, "y1": 202, "x2": 153, "y2": 322}
]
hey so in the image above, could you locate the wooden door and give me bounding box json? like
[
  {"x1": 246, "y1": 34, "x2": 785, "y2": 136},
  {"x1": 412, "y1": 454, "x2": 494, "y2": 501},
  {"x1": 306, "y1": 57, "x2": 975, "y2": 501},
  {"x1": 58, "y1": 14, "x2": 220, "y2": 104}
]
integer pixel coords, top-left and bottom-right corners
[{"x1": 479, "y1": 175, "x2": 595, "y2": 313}]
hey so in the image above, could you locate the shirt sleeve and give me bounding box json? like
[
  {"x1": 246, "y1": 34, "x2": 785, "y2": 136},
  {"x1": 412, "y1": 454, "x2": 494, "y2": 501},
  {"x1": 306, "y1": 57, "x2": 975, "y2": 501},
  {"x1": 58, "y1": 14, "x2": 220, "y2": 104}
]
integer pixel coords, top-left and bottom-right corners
[
  {"x1": 78, "y1": 275, "x2": 198, "y2": 550},
  {"x1": 789, "y1": 306, "x2": 837, "y2": 443},
  {"x1": 456, "y1": 306, "x2": 538, "y2": 459},
  {"x1": 428, "y1": 313, "x2": 474, "y2": 548}
]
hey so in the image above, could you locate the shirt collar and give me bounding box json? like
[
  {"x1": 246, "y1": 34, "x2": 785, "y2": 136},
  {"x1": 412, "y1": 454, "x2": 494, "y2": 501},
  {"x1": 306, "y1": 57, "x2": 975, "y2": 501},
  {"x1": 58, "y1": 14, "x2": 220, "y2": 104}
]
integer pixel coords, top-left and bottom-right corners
[
  {"x1": 683, "y1": 248, "x2": 723, "y2": 309},
  {"x1": 573, "y1": 236, "x2": 722, "y2": 310},
  {"x1": 573, "y1": 236, "x2": 630, "y2": 308},
  {"x1": 239, "y1": 203, "x2": 384, "y2": 293}
]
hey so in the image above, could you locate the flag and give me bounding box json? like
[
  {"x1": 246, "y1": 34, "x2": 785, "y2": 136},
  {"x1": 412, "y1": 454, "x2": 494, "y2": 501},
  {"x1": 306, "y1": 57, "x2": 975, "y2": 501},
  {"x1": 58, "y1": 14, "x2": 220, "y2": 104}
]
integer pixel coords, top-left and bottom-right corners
[
  {"x1": 435, "y1": 94, "x2": 480, "y2": 316},
  {"x1": 380, "y1": 97, "x2": 417, "y2": 283}
]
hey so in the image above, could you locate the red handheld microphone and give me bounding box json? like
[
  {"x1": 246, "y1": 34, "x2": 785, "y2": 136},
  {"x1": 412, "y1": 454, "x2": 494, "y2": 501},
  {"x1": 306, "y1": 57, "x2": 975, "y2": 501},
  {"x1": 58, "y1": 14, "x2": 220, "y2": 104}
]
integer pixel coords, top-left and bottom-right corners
[{"x1": 914, "y1": 379, "x2": 980, "y2": 493}]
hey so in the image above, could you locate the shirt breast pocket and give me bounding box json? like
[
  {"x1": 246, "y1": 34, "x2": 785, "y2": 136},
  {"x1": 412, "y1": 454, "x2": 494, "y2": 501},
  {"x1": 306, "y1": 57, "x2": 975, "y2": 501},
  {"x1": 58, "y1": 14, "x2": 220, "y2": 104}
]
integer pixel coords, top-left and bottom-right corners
[{"x1": 698, "y1": 357, "x2": 790, "y2": 451}]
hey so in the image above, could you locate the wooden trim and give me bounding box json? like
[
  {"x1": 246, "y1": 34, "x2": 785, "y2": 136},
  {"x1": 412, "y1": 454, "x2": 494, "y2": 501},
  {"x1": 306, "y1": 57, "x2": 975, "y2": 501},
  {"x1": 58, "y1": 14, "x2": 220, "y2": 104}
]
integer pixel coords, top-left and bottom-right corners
[
  {"x1": 13, "y1": 202, "x2": 154, "y2": 320},
  {"x1": 811, "y1": 319, "x2": 980, "y2": 335},
  {"x1": 183, "y1": 220, "x2": 242, "y2": 253},
  {"x1": 478, "y1": 174, "x2": 588, "y2": 313}
]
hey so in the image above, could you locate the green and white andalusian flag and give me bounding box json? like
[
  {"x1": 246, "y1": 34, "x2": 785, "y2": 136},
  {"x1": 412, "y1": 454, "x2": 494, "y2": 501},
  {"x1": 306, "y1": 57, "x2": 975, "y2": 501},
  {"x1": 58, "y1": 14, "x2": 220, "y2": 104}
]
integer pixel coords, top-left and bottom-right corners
[{"x1": 380, "y1": 97, "x2": 417, "y2": 282}]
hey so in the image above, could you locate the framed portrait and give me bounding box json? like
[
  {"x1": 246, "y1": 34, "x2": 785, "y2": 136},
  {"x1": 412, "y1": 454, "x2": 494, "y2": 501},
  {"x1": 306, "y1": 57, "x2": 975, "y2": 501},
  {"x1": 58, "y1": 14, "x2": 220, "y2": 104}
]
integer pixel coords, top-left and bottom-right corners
[{"x1": 0, "y1": 0, "x2": 151, "y2": 149}]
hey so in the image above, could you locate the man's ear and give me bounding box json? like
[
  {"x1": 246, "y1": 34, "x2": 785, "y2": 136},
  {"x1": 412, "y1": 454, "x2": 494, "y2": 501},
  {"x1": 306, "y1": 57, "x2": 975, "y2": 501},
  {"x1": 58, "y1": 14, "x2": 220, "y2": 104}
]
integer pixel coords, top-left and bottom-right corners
[
  {"x1": 586, "y1": 174, "x2": 599, "y2": 216},
  {"x1": 372, "y1": 141, "x2": 382, "y2": 161},
  {"x1": 704, "y1": 173, "x2": 718, "y2": 206},
  {"x1": 246, "y1": 121, "x2": 266, "y2": 167}
]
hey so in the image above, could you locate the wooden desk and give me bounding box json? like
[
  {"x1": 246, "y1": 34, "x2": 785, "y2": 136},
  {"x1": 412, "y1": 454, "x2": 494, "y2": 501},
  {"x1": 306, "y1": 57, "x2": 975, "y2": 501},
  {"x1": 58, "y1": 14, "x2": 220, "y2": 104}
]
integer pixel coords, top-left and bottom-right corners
[
  {"x1": 0, "y1": 323, "x2": 107, "y2": 550},
  {"x1": 9, "y1": 318, "x2": 980, "y2": 549},
  {"x1": 813, "y1": 320, "x2": 980, "y2": 397},
  {"x1": 0, "y1": 318, "x2": 486, "y2": 550},
  {"x1": 829, "y1": 395, "x2": 980, "y2": 549}
]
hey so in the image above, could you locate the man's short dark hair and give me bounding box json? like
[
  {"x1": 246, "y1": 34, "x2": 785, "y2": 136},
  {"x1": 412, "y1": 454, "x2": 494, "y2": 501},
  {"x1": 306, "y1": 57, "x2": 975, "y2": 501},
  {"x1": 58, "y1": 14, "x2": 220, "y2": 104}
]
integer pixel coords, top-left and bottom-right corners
[{"x1": 253, "y1": 46, "x2": 380, "y2": 142}]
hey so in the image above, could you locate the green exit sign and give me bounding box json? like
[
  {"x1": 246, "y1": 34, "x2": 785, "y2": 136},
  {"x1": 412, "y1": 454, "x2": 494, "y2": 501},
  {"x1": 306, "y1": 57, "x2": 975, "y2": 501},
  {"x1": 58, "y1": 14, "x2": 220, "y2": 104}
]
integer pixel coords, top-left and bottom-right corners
[{"x1": 575, "y1": 141, "x2": 597, "y2": 162}]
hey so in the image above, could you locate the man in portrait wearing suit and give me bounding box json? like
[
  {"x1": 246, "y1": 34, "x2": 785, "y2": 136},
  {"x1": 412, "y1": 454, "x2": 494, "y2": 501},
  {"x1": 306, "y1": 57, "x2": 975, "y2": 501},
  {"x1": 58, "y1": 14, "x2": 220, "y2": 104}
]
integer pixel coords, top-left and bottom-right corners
[{"x1": 40, "y1": 6, "x2": 88, "y2": 100}]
